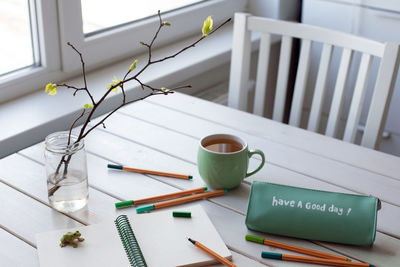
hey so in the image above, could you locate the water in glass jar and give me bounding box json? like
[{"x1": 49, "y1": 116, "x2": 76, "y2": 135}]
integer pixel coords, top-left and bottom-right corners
[{"x1": 48, "y1": 170, "x2": 88, "y2": 213}]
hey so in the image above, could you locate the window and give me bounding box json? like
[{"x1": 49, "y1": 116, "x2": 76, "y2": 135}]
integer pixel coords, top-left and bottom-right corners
[
  {"x1": 0, "y1": 0, "x2": 246, "y2": 103},
  {"x1": 81, "y1": 0, "x2": 202, "y2": 35},
  {"x1": 0, "y1": 0, "x2": 36, "y2": 76}
]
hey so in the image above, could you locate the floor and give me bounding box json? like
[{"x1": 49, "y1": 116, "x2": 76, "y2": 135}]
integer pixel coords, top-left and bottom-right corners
[{"x1": 192, "y1": 83, "x2": 229, "y2": 106}]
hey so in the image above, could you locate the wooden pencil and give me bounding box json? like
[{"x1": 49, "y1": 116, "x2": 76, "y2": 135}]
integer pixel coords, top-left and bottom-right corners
[
  {"x1": 108, "y1": 164, "x2": 192, "y2": 180},
  {"x1": 188, "y1": 238, "x2": 237, "y2": 267},
  {"x1": 262, "y1": 252, "x2": 374, "y2": 267},
  {"x1": 115, "y1": 187, "x2": 207, "y2": 208},
  {"x1": 136, "y1": 190, "x2": 227, "y2": 213},
  {"x1": 246, "y1": 234, "x2": 350, "y2": 261}
]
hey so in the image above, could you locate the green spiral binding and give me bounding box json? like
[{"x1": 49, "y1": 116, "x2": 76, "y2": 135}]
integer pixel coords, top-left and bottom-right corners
[{"x1": 115, "y1": 215, "x2": 147, "y2": 267}]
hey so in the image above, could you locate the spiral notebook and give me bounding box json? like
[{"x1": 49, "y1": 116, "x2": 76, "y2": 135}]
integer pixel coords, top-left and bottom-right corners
[{"x1": 36, "y1": 205, "x2": 231, "y2": 267}]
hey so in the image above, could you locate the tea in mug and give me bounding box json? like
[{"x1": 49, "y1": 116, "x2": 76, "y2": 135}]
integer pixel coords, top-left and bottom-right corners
[{"x1": 203, "y1": 138, "x2": 243, "y2": 153}]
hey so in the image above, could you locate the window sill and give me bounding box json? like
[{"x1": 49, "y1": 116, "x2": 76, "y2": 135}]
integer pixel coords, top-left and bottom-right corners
[{"x1": 0, "y1": 25, "x2": 240, "y2": 158}]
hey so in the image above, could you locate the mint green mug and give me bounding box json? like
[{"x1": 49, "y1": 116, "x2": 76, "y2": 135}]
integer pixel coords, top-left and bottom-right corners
[{"x1": 197, "y1": 134, "x2": 265, "y2": 189}]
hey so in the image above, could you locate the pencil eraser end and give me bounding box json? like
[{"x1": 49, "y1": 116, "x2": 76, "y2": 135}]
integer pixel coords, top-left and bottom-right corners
[
  {"x1": 224, "y1": 189, "x2": 228, "y2": 194},
  {"x1": 245, "y1": 234, "x2": 264, "y2": 244},
  {"x1": 204, "y1": 186, "x2": 208, "y2": 191},
  {"x1": 188, "y1": 175, "x2": 193, "y2": 179},
  {"x1": 136, "y1": 204, "x2": 154, "y2": 213},
  {"x1": 115, "y1": 200, "x2": 134, "y2": 209},
  {"x1": 107, "y1": 164, "x2": 123, "y2": 170}
]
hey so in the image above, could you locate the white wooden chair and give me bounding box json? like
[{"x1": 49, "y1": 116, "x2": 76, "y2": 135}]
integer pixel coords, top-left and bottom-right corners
[{"x1": 228, "y1": 13, "x2": 400, "y2": 149}]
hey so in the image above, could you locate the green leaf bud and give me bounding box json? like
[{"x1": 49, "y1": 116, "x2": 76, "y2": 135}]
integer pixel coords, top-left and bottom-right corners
[
  {"x1": 202, "y1": 16, "x2": 213, "y2": 37},
  {"x1": 128, "y1": 59, "x2": 138, "y2": 72},
  {"x1": 107, "y1": 76, "x2": 123, "y2": 93},
  {"x1": 83, "y1": 104, "x2": 93, "y2": 109},
  {"x1": 45, "y1": 83, "x2": 57, "y2": 95}
]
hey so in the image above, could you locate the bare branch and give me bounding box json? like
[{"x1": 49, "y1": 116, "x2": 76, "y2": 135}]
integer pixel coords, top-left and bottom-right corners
[
  {"x1": 67, "y1": 42, "x2": 96, "y2": 105},
  {"x1": 68, "y1": 109, "x2": 88, "y2": 145},
  {"x1": 151, "y1": 18, "x2": 231, "y2": 65},
  {"x1": 48, "y1": 12, "x2": 231, "y2": 196},
  {"x1": 61, "y1": 13, "x2": 231, "y2": 145}
]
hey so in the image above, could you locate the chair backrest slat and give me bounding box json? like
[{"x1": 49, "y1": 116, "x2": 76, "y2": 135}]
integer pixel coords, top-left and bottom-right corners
[
  {"x1": 228, "y1": 13, "x2": 252, "y2": 111},
  {"x1": 307, "y1": 43, "x2": 333, "y2": 132},
  {"x1": 362, "y1": 43, "x2": 400, "y2": 148},
  {"x1": 343, "y1": 53, "x2": 373, "y2": 143},
  {"x1": 228, "y1": 13, "x2": 400, "y2": 149},
  {"x1": 272, "y1": 35, "x2": 293, "y2": 122},
  {"x1": 326, "y1": 48, "x2": 353, "y2": 138},
  {"x1": 253, "y1": 33, "x2": 272, "y2": 116},
  {"x1": 288, "y1": 38, "x2": 312, "y2": 127}
]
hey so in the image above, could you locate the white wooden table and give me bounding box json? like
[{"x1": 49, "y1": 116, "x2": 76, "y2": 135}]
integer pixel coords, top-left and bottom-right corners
[{"x1": 1, "y1": 92, "x2": 399, "y2": 267}]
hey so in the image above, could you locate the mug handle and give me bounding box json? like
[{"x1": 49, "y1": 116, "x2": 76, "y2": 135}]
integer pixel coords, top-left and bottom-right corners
[{"x1": 246, "y1": 149, "x2": 265, "y2": 177}]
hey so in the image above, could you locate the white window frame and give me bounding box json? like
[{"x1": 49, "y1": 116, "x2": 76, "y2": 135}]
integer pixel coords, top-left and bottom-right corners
[
  {"x1": 0, "y1": 0, "x2": 61, "y2": 102},
  {"x1": 58, "y1": 0, "x2": 246, "y2": 71},
  {"x1": 0, "y1": 0, "x2": 246, "y2": 103}
]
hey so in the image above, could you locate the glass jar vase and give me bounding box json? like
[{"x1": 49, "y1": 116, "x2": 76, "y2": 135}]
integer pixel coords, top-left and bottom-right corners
[{"x1": 45, "y1": 131, "x2": 89, "y2": 213}]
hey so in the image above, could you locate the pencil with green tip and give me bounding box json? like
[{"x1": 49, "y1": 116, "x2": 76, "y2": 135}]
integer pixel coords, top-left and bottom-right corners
[
  {"x1": 246, "y1": 234, "x2": 350, "y2": 261},
  {"x1": 261, "y1": 251, "x2": 374, "y2": 267},
  {"x1": 188, "y1": 238, "x2": 237, "y2": 267},
  {"x1": 115, "y1": 187, "x2": 208, "y2": 209},
  {"x1": 108, "y1": 164, "x2": 193, "y2": 180},
  {"x1": 136, "y1": 189, "x2": 227, "y2": 213}
]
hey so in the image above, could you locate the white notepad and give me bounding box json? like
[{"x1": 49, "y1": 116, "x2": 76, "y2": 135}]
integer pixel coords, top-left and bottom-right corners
[{"x1": 36, "y1": 205, "x2": 231, "y2": 267}]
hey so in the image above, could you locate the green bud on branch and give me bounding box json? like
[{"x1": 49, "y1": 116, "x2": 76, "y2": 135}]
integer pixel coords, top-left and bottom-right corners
[
  {"x1": 128, "y1": 59, "x2": 138, "y2": 73},
  {"x1": 83, "y1": 104, "x2": 93, "y2": 109},
  {"x1": 202, "y1": 16, "x2": 213, "y2": 37},
  {"x1": 106, "y1": 76, "x2": 123, "y2": 93},
  {"x1": 44, "y1": 83, "x2": 57, "y2": 95}
]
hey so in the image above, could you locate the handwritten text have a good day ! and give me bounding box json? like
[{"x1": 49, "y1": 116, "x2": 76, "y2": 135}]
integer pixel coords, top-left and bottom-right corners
[{"x1": 271, "y1": 196, "x2": 352, "y2": 216}]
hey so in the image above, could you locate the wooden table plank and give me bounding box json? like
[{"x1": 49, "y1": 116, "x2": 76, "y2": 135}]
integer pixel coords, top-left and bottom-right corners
[
  {"x1": 16, "y1": 141, "x2": 361, "y2": 265},
  {"x1": 0, "y1": 160, "x2": 263, "y2": 267},
  {"x1": 11, "y1": 147, "x2": 273, "y2": 266},
  {"x1": 118, "y1": 101, "x2": 400, "y2": 205},
  {"x1": 19, "y1": 127, "x2": 399, "y2": 265},
  {"x1": 6, "y1": 93, "x2": 400, "y2": 266},
  {"x1": 0, "y1": 181, "x2": 82, "y2": 246},
  {"x1": 0, "y1": 228, "x2": 38, "y2": 267},
  {"x1": 82, "y1": 115, "x2": 400, "y2": 265},
  {"x1": 85, "y1": 111, "x2": 400, "y2": 238},
  {"x1": 20, "y1": 130, "x2": 400, "y2": 239},
  {"x1": 146, "y1": 93, "x2": 400, "y2": 180},
  {"x1": 0, "y1": 154, "x2": 119, "y2": 225}
]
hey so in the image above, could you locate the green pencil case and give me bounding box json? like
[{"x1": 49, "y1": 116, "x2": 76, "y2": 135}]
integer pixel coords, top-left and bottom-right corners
[{"x1": 245, "y1": 181, "x2": 379, "y2": 246}]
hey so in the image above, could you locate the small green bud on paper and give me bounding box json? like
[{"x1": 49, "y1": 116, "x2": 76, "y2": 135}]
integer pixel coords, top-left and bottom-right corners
[
  {"x1": 160, "y1": 87, "x2": 167, "y2": 92},
  {"x1": 128, "y1": 59, "x2": 138, "y2": 72},
  {"x1": 139, "y1": 41, "x2": 145, "y2": 45},
  {"x1": 44, "y1": 83, "x2": 57, "y2": 95},
  {"x1": 83, "y1": 104, "x2": 93, "y2": 109},
  {"x1": 202, "y1": 16, "x2": 213, "y2": 37},
  {"x1": 163, "y1": 21, "x2": 171, "y2": 26}
]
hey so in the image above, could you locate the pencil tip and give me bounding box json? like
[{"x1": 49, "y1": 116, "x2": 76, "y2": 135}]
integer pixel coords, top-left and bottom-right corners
[{"x1": 188, "y1": 237, "x2": 196, "y2": 244}]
